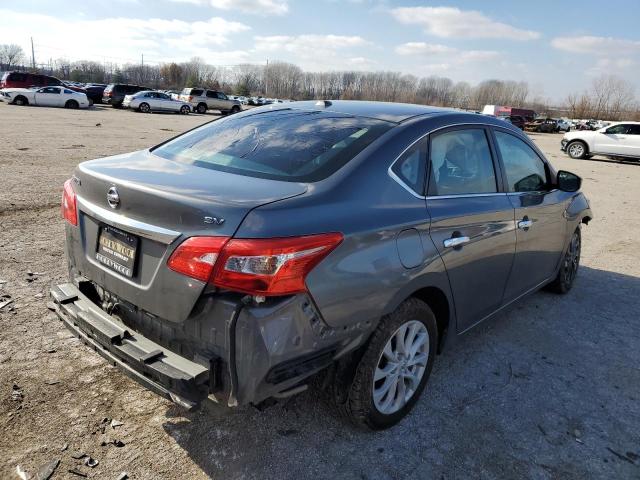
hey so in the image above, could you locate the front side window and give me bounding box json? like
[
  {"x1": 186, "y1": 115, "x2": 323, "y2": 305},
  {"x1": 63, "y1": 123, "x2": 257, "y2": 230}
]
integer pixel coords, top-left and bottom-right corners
[
  {"x1": 627, "y1": 125, "x2": 640, "y2": 135},
  {"x1": 153, "y1": 109, "x2": 392, "y2": 182},
  {"x1": 391, "y1": 139, "x2": 427, "y2": 195},
  {"x1": 606, "y1": 124, "x2": 630, "y2": 135},
  {"x1": 494, "y1": 131, "x2": 548, "y2": 193},
  {"x1": 428, "y1": 128, "x2": 497, "y2": 196},
  {"x1": 217, "y1": 92, "x2": 227, "y2": 100},
  {"x1": 41, "y1": 87, "x2": 60, "y2": 94}
]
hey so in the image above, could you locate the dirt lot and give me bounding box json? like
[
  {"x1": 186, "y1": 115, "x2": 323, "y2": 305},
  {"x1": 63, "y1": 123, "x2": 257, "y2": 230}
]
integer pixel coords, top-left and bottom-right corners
[{"x1": 0, "y1": 103, "x2": 638, "y2": 480}]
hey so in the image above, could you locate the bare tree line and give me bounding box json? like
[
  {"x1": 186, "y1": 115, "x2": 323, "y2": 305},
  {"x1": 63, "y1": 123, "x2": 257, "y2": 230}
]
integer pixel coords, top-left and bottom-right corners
[
  {"x1": 1, "y1": 43, "x2": 638, "y2": 119},
  {"x1": 566, "y1": 75, "x2": 638, "y2": 120}
]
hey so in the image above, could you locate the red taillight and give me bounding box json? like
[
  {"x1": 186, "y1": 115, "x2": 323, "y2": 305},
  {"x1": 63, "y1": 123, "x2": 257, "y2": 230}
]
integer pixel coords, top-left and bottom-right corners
[
  {"x1": 167, "y1": 233, "x2": 343, "y2": 296},
  {"x1": 188, "y1": 96, "x2": 193, "y2": 102},
  {"x1": 167, "y1": 236, "x2": 229, "y2": 282},
  {"x1": 213, "y1": 233, "x2": 343, "y2": 296},
  {"x1": 61, "y1": 179, "x2": 78, "y2": 226}
]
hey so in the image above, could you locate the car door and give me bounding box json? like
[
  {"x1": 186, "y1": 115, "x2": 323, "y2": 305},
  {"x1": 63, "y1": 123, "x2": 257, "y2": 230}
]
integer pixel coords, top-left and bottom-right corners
[
  {"x1": 492, "y1": 128, "x2": 569, "y2": 301},
  {"x1": 625, "y1": 124, "x2": 640, "y2": 158},
  {"x1": 35, "y1": 87, "x2": 62, "y2": 106},
  {"x1": 593, "y1": 124, "x2": 630, "y2": 155},
  {"x1": 205, "y1": 90, "x2": 219, "y2": 109},
  {"x1": 157, "y1": 92, "x2": 176, "y2": 111},
  {"x1": 426, "y1": 126, "x2": 516, "y2": 333},
  {"x1": 216, "y1": 91, "x2": 230, "y2": 110}
]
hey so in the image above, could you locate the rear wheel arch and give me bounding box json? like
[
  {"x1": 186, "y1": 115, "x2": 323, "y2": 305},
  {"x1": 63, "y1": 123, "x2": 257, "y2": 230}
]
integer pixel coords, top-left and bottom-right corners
[
  {"x1": 381, "y1": 279, "x2": 453, "y2": 355},
  {"x1": 410, "y1": 286, "x2": 451, "y2": 353}
]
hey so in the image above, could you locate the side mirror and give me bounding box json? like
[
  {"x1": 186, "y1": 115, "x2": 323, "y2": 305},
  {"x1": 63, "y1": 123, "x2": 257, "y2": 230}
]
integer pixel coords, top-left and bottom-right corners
[{"x1": 557, "y1": 170, "x2": 581, "y2": 192}]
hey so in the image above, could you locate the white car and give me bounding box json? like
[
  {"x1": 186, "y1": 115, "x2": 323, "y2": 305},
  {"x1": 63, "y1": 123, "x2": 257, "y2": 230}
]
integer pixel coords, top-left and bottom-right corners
[
  {"x1": 123, "y1": 90, "x2": 191, "y2": 114},
  {"x1": 561, "y1": 121, "x2": 640, "y2": 160},
  {"x1": 0, "y1": 86, "x2": 90, "y2": 108}
]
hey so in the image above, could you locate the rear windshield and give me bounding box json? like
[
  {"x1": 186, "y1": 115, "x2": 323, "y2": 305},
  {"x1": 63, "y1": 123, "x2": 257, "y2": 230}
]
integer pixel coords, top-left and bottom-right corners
[{"x1": 152, "y1": 109, "x2": 393, "y2": 182}]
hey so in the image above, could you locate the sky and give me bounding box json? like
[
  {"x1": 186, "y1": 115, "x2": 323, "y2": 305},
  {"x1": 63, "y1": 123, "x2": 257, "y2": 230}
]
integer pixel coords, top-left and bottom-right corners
[{"x1": 1, "y1": 0, "x2": 639, "y2": 102}]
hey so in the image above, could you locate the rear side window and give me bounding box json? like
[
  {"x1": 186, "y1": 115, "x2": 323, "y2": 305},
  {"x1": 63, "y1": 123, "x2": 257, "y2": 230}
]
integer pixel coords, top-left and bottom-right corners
[
  {"x1": 428, "y1": 128, "x2": 497, "y2": 196},
  {"x1": 206, "y1": 90, "x2": 217, "y2": 98},
  {"x1": 494, "y1": 131, "x2": 548, "y2": 192},
  {"x1": 7, "y1": 72, "x2": 26, "y2": 82},
  {"x1": 391, "y1": 139, "x2": 427, "y2": 195},
  {"x1": 191, "y1": 89, "x2": 204, "y2": 96},
  {"x1": 152, "y1": 109, "x2": 392, "y2": 182}
]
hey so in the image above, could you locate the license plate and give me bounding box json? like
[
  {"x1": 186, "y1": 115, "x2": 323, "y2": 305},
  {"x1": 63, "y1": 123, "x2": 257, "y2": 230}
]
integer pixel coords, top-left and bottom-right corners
[{"x1": 96, "y1": 225, "x2": 138, "y2": 278}]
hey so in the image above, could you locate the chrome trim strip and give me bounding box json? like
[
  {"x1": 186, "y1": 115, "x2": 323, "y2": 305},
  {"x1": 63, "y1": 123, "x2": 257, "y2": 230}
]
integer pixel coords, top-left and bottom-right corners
[
  {"x1": 426, "y1": 192, "x2": 507, "y2": 200},
  {"x1": 387, "y1": 166, "x2": 426, "y2": 199},
  {"x1": 76, "y1": 196, "x2": 181, "y2": 244}
]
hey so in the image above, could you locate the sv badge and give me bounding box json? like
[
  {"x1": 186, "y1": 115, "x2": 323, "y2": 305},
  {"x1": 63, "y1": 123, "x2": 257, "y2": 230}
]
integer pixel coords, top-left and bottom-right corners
[{"x1": 204, "y1": 216, "x2": 225, "y2": 225}]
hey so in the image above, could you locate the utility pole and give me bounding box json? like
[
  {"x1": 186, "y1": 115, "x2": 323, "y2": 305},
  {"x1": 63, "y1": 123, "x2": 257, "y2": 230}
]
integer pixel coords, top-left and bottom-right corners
[
  {"x1": 264, "y1": 58, "x2": 268, "y2": 96},
  {"x1": 30, "y1": 37, "x2": 36, "y2": 70}
]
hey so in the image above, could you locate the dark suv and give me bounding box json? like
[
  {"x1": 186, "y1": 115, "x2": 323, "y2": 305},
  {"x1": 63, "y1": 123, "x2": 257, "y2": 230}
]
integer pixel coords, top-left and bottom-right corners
[
  {"x1": 103, "y1": 84, "x2": 150, "y2": 108},
  {"x1": 52, "y1": 101, "x2": 592, "y2": 429}
]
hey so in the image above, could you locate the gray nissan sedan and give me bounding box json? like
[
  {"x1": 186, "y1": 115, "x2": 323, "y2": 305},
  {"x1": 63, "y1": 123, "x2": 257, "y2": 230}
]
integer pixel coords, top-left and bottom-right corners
[{"x1": 52, "y1": 101, "x2": 592, "y2": 430}]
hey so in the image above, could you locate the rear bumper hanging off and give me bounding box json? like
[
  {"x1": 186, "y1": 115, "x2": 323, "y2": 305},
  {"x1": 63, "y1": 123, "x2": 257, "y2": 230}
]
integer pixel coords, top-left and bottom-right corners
[{"x1": 50, "y1": 282, "x2": 210, "y2": 409}]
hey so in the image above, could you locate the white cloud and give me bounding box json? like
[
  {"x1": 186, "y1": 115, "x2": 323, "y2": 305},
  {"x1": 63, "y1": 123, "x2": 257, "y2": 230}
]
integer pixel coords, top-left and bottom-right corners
[
  {"x1": 0, "y1": 9, "x2": 250, "y2": 64},
  {"x1": 395, "y1": 42, "x2": 455, "y2": 56},
  {"x1": 550, "y1": 35, "x2": 640, "y2": 55},
  {"x1": 253, "y1": 34, "x2": 374, "y2": 70},
  {"x1": 169, "y1": 0, "x2": 289, "y2": 15},
  {"x1": 391, "y1": 6, "x2": 540, "y2": 40},
  {"x1": 395, "y1": 42, "x2": 499, "y2": 63}
]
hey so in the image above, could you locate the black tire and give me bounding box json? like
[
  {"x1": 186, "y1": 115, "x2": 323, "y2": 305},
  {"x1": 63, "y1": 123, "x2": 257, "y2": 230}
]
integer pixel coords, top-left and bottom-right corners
[
  {"x1": 196, "y1": 103, "x2": 207, "y2": 114},
  {"x1": 180, "y1": 105, "x2": 190, "y2": 115},
  {"x1": 65, "y1": 100, "x2": 79, "y2": 109},
  {"x1": 566, "y1": 141, "x2": 588, "y2": 159},
  {"x1": 547, "y1": 228, "x2": 581, "y2": 294},
  {"x1": 336, "y1": 298, "x2": 438, "y2": 430},
  {"x1": 231, "y1": 105, "x2": 240, "y2": 114},
  {"x1": 139, "y1": 102, "x2": 151, "y2": 113},
  {"x1": 13, "y1": 95, "x2": 28, "y2": 106}
]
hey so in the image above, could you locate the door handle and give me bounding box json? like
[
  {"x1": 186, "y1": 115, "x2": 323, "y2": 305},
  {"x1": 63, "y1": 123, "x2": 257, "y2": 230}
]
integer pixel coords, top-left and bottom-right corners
[
  {"x1": 443, "y1": 236, "x2": 470, "y2": 248},
  {"x1": 518, "y1": 218, "x2": 533, "y2": 230}
]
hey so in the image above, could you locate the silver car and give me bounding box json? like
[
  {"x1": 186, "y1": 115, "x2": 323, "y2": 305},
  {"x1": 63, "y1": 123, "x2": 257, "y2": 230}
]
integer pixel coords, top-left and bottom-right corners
[
  {"x1": 123, "y1": 90, "x2": 191, "y2": 114},
  {"x1": 179, "y1": 88, "x2": 241, "y2": 114}
]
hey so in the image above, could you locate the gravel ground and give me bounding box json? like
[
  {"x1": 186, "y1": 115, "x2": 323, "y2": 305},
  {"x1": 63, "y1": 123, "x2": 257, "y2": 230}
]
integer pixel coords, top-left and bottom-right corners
[{"x1": 0, "y1": 103, "x2": 638, "y2": 480}]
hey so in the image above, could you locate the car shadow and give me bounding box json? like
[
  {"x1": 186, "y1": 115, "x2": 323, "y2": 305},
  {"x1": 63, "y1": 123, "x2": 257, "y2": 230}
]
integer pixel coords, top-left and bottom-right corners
[{"x1": 161, "y1": 265, "x2": 640, "y2": 479}]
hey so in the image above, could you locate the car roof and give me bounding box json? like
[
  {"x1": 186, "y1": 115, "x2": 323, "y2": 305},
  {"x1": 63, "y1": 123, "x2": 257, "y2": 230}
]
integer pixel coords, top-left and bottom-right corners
[{"x1": 284, "y1": 100, "x2": 453, "y2": 123}]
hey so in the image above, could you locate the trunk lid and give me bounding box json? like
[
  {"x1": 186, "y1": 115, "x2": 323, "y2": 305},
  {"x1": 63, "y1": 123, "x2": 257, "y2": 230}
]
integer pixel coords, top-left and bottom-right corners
[{"x1": 70, "y1": 150, "x2": 306, "y2": 322}]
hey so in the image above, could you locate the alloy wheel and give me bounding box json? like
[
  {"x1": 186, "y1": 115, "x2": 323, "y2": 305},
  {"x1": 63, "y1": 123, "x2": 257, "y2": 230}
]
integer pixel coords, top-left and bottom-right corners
[
  {"x1": 372, "y1": 320, "x2": 429, "y2": 415},
  {"x1": 563, "y1": 231, "x2": 581, "y2": 284},
  {"x1": 569, "y1": 143, "x2": 584, "y2": 158}
]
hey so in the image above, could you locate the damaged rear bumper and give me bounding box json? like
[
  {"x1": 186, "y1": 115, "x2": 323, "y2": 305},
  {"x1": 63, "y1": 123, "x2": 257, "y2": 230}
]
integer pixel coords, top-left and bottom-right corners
[
  {"x1": 50, "y1": 283, "x2": 209, "y2": 409},
  {"x1": 51, "y1": 281, "x2": 369, "y2": 410}
]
